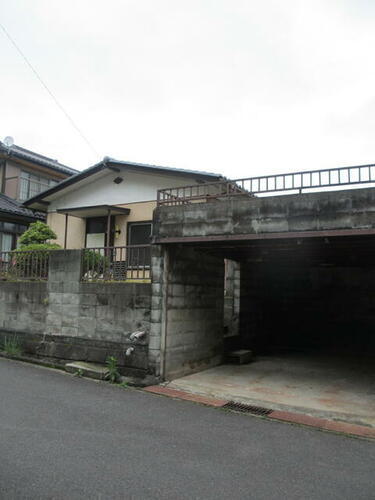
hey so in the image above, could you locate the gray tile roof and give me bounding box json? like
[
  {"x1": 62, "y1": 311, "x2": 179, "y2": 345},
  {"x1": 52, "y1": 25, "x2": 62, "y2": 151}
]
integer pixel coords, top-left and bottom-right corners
[
  {"x1": 0, "y1": 142, "x2": 78, "y2": 176},
  {"x1": 23, "y1": 157, "x2": 224, "y2": 206},
  {"x1": 0, "y1": 193, "x2": 45, "y2": 221},
  {"x1": 103, "y1": 157, "x2": 223, "y2": 179}
]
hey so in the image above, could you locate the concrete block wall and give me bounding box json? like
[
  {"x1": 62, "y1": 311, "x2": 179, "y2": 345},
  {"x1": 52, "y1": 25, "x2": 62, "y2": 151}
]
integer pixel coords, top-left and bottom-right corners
[
  {"x1": 148, "y1": 245, "x2": 164, "y2": 376},
  {"x1": 154, "y1": 187, "x2": 375, "y2": 241},
  {"x1": 162, "y1": 246, "x2": 224, "y2": 380},
  {"x1": 224, "y1": 259, "x2": 240, "y2": 338},
  {"x1": 0, "y1": 281, "x2": 48, "y2": 334},
  {"x1": 0, "y1": 250, "x2": 151, "y2": 375}
]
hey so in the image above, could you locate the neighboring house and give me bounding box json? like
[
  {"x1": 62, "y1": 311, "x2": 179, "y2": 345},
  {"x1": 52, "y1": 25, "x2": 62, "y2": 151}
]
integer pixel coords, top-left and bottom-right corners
[
  {"x1": 24, "y1": 157, "x2": 223, "y2": 249},
  {"x1": 0, "y1": 194, "x2": 45, "y2": 253},
  {"x1": 0, "y1": 139, "x2": 78, "y2": 251}
]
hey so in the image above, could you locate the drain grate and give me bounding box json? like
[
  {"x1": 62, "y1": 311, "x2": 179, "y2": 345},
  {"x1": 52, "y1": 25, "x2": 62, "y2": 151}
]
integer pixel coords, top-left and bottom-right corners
[{"x1": 222, "y1": 401, "x2": 272, "y2": 416}]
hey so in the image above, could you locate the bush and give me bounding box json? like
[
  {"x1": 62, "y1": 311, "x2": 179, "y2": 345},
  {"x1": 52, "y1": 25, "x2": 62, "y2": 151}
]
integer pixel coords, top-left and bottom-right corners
[
  {"x1": 82, "y1": 249, "x2": 110, "y2": 276},
  {"x1": 16, "y1": 243, "x2": 61, "y2": 252},
  {"x1": 11, "y1": 243, "x2": 60, "y2": 278},
  {"x1": 11, "y1": 220, "x2": 60, "y2": 279},
  {"x1": 18, "y1": 221, "x2": 58, "y2": 246},
  {"x1": 3, "y1": 335, "x2": 22, "y2": 356}
]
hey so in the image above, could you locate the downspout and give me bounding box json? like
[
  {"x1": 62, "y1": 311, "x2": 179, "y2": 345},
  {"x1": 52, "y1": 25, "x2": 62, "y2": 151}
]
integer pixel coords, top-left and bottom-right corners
[{"x1": 160, "y1": 247, "x2": 169, "y2": 381}]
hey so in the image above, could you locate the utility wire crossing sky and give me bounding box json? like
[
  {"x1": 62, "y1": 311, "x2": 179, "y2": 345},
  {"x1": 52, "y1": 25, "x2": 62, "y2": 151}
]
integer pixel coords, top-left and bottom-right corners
[{"x1": 1, "y1": 0, "x2": 375, "y2": 177}]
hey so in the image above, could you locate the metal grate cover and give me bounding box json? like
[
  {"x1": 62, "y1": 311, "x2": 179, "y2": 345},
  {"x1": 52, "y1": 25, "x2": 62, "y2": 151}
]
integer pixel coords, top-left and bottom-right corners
[{"x1": 222, "y1": 401, "x2": 272, "y2": 416}]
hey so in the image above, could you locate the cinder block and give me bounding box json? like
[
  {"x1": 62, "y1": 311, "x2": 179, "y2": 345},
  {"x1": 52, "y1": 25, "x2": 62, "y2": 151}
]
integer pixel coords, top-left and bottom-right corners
[
  {"x1": 148, "y1": 336, "x2": 161, "y2": 350},
  {"x1": 46, "y1": 313, "x2": 62, "y2": 327},
  {"x1": 61, "y1": 326, "x2": 79, "y2": 337},
  {"x1": 79, "y1": 294, "x2": 97, "y2": 306},
  {"x1": 49, "y1": 293, "x2": 63, "y2": 305},
  {"x1": 150, "y1": 323, "x2": 161, "y2": 338},
  {"x1": 151, "y1": 309, "x2": 162, "y2": 323},
  {"x1": 62, "y1": 293, "x2": 80, "y2": 305}
]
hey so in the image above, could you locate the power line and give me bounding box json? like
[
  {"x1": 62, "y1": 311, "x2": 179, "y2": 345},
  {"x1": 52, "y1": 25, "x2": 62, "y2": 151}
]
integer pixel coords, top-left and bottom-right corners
[{"x1": 0, "y1": 22, "x2": 99, "y2": 158}]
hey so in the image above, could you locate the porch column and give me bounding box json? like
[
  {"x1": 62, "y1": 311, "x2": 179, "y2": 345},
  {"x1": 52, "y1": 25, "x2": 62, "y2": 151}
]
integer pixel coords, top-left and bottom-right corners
[
  {"x1": 106, "y1": 208, "x2": 111, "y2": 247},
  {"x1": 64, "y1": 214, "x2": 68, "y2": 249}
]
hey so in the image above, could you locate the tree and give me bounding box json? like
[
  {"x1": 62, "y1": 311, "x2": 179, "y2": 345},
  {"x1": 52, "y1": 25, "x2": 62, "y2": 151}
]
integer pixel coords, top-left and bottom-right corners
[
  {"x1": 18, "y1": 221, "x2": 59, "y2": 248},
  {"x1": 10, "y1": 221, "x2": 61, "y2": 279}
]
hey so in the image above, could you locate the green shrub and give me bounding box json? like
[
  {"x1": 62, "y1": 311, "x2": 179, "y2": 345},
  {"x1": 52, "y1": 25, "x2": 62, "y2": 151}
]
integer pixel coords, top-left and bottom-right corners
[
  {"x1": 18, "y1": 221, "x2": 58, "y2": 246},
  {"x1": 3, "y1": 335, "x2": 22, "y2": 356},
  {"x1": 11, "y1": 243, "x2": 60, "y2": 278},
  {"x1": 105, "y1": 356, "x2": 120, "y2": 383},
  {"x1": 82, "y1": 249, "x2": 110, "y2": 275}
]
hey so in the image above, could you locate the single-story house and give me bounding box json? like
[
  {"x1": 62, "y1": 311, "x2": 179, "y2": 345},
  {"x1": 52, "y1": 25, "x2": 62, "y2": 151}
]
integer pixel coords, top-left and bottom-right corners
[{"x1": 24, "y1": 157, "x2": 223, "y2": 249}]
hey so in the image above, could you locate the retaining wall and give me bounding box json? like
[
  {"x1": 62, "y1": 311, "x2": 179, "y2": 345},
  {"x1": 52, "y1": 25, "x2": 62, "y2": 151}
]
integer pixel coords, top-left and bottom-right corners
[{"x1": 0, "y1": 250, "x2": 151, "y2": 375}]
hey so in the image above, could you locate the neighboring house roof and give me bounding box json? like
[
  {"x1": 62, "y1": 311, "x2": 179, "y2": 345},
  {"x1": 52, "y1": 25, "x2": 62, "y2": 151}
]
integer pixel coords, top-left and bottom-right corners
[
  {"x1": 0, "y1": 141, "x2": 79, "y2": 176},
  {"x1": 23, "y1": 157, "x2": 224, "y2": 209},
  {"x1": 0, "y1": 193, "x2": 45, "y2": 222}
]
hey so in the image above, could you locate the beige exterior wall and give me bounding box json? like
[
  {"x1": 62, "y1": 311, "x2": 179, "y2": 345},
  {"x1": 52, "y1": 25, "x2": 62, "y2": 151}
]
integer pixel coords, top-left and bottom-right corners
[
  {"x1": 1, "y1": 160, "x2": 69, "y2": 201},
  {"x1": 47, "y1": 212, "x2": 85, "y2": 249},
  {"x1": 47, "y1": 201, "x2": 156, "y2": 249},
  {"x1": 4, "y1": 161, "x2": 20, "y2": 199},
  {"x1": 115, "y1": 201, "x2": 156, "y2": 246}
]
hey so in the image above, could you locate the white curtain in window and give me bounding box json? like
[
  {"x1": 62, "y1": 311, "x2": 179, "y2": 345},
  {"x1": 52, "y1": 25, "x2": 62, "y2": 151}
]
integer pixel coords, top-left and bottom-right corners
[{"x1": 0, "y1": 233, "x2": 13, "y2": 253}]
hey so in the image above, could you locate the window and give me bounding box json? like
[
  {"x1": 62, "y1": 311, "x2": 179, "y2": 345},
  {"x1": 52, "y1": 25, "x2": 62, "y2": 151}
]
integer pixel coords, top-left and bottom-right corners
[
  {"x1": 128, "y1": 222, "x2": 152, "y2": 245},
  {"x1": 19, "y1": 171, "x2": 59, "y2": 201},
  {"x1": 127, "y1": 222, "x2": 152, "y2": 266},
  {"x1": 0, "y1": 222, "x2": 27, "y2": 253},
  {"x1": 85, "y1": 216, "x2": 115, "y2": 248},
  {"x1": 0, "y1": 233, "x2": 13, "y2": 253}
]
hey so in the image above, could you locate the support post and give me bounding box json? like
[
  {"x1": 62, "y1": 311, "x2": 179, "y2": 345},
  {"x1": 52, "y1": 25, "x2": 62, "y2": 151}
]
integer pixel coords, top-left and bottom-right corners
[
  {"x1": 64, "y1": 214, "x2": 68, "y2": 249},
  {"x1": 106, "y1": 209, "x2": 111, "y2": 247}
]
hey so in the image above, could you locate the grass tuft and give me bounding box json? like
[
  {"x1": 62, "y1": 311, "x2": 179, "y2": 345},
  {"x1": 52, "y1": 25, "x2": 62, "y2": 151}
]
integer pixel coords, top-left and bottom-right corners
[{"x1": 3, "y1": 335, "x2": 22, "y2": 356}]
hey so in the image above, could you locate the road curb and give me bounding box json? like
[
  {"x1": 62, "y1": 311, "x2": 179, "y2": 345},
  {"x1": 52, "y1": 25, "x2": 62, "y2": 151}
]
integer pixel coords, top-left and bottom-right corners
[
  {"x1": 143, "y1": 385, "x2": 227, "y2": 407},
  {"x1": 268, "y1": 410, "x2": 375, "y2": 439},
  {"x1": 143, "y1": 385, "x2": 375, "y2": 440}
]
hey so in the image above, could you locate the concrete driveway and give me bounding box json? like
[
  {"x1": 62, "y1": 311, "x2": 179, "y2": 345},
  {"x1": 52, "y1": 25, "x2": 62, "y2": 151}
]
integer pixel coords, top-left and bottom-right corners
[
  {"x1": 0, "y1": 358, "x2": 374, "y2": 500},
  {"x1": 168, "y1": 353, "x2": 375, "y2": 427}
]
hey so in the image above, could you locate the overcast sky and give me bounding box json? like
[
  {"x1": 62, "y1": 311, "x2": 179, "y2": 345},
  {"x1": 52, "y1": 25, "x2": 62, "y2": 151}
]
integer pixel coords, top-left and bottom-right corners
[{"x1": 1, "y1": 0, "x2": 375, "y2": 178}]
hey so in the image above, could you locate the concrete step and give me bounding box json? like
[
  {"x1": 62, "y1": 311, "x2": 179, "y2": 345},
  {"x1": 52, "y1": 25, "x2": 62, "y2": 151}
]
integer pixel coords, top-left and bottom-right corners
[
  {"x1": 226, "y1": 349, "x2": 253, "y2": 365},
  {"x1": 65, "y1": 361, "x2": 109, "y2": 380}
]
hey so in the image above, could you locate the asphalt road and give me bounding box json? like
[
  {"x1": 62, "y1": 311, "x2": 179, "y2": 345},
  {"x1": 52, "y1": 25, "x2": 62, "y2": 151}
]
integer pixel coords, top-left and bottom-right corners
[{"x1": 0, "y1": 358, "x2": 374, "y2": 500}]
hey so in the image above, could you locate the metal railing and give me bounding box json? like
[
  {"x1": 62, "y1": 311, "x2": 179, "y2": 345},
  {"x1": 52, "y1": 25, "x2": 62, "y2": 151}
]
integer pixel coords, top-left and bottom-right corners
[
  {"x1": 81, "y1": 245, "x2": 151, "y2": 282},
  {"x1": 157, "y1": 164, "x2": 375, "y2": 205},
  {"x1": 0, "y1": 249, "x2": 51, "y2": 280}
]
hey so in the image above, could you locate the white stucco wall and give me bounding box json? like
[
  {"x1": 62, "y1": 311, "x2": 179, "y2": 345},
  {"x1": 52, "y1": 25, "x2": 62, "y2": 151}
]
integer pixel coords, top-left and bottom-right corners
[{"x1": 47, "y1": 169, "x2": 204, "y2": 211}]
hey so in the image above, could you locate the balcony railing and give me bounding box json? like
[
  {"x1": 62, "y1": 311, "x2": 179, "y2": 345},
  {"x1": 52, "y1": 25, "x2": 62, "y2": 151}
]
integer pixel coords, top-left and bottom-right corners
[
  {"x1": 0, "y1": 249, "x2": 51, "y2": 280},
  {"x1": 157, "y1": 164, "x2": 375, "y2": 206},
  {"x1": 81, "y1": 245, "x2": 151, "y2": 282}
]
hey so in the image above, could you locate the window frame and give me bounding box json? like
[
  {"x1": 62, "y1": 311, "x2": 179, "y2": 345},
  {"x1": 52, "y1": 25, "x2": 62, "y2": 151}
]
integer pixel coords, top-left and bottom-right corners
[
  {"x1": 127, "y1": 221, "x2": 152, "y2": 246},
  {"x1": 19, "y1": 170, "x2": 59, "y2": 201}
]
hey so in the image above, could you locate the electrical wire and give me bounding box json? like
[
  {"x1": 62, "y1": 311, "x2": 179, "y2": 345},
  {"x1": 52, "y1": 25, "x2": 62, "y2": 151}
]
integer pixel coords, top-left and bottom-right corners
[{"x1": 0, "y1": 22, "x2": 99, "y2": 158}]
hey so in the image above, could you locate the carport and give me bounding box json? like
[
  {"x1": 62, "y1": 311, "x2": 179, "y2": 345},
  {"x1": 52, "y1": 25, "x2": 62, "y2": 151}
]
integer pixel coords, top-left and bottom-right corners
[
  {"x1": 162, "y1": 233, "x2": 375, "y2": 426},
  {"x1": 153, "y1": 177, "x2": 375, "y2": 426}
]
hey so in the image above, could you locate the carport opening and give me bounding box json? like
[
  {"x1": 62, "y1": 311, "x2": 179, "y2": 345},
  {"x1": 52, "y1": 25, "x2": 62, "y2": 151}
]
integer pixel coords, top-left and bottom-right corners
[
  {"x1": 170, "y1": 236, "x2": 375, "y2": 425},
  {"x1": 238, "y1": 235, "x2": 375, "y2": 359}
]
